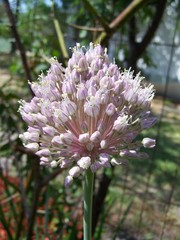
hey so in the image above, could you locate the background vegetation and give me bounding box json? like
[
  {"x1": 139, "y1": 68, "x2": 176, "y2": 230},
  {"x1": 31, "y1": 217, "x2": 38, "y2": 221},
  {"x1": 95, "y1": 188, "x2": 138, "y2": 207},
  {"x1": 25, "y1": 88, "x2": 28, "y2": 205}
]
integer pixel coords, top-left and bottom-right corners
[{"x1": 0, "y1": 0, "x2": 180, "y2": 239}]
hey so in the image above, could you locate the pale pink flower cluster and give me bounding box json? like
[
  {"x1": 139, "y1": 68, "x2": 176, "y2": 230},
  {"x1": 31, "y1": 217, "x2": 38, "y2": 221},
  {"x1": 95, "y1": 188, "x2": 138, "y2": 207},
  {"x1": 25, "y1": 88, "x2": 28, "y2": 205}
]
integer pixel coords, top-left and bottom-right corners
[{"x1": 19, "y1": 43, "x2": 156, "y2": 186}]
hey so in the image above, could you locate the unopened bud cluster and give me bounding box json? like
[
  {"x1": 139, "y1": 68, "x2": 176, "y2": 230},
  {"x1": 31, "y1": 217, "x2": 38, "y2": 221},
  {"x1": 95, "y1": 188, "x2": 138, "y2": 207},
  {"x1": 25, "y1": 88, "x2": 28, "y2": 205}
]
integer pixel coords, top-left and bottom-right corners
[{"x1": 19, "y1": 43, "x2": 156, "y2": 187}]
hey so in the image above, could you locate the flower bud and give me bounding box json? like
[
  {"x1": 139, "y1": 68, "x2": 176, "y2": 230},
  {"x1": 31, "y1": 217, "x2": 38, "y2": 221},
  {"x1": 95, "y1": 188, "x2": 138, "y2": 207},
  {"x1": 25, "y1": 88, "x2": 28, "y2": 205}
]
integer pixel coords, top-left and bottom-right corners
[
  {"x1": 36, "y1": 113, "x2": 48, "y2": 124},
  {"x1": 114, "y1": 80, "x2": 123, "y2": 95},
  {"x1": 36, "y1": 148, "x2": 51, "y2": 157},
  {"x1": 108, "y1": 64, "x2": 119, "y2": 77},
  {"x1": 28, "y1": 127, "x2": 40, "y2": 133},
  {"x1": 53, "y1": 109, "x2": 68, "y2": 124},
  {"x1": 40, "y1": 161, "x2": 48, "y2": 166},
  {"x1": 28, "y1": 132, "x2": 39, "y2": 142},
  {"x1": 84, "y1": 100, "x2": 100, "y2": 117},
  {"x1": 99, "y1": 92, "x2": 109, "y2": 104},
  {"x1": 61, "y1": 100, "x2": 77, "y2": 116},
  {"x1": 77, "y1": 85, "x2": 88, "y2": 100},
  {"x1": 21, "y1": 131, "x2": 39, "y2": 143},
  {"x1": 19, "y1": 132, "x2": 30, "y2": 142},
  {"x1": 40, "y1": 157, "x2": 50, "y2": 164},
  {"x1": 90, "y1": 59, "x2": 102, "y2": 72},
  {"x1": 61, "y1": 159, "x2": 72, "y2": 168},
  {"x1": 40, "y1": 142, "x2": 50, "y2": 147},
  {"x1": 50, "y1": 61, "x2": 63, "y2": 76},
  {"x1": 111, "y1": 158, "x2": 128, "y2": 166},
  {"x1": 43, "y1": 126, "x2": 56, "y2": 137},
  {"x1": 99, "y1": 153, "x2": 110, "y2": 167},
  {"x1": 90, "y1": 161, "x2": 102, "y2": 172},
  {"x1": 106, "y1": 103, "x2": 116, "y2": 116},
  {"x1": 69, "y1": 166, "x2": 81, "y2": 177},
  {"x1": 64, "y1": 175, "x2": 73, "y2": 187},
  {"x1": 90, "y1": 131, "x2": 101, "y2": 143},
  {"x1": 50, "y1": 160, "x2": 58, "y2": 168},
  {"x1": 78, "y1": 57, "x2": 89, "y2": 71},
  {"x1": 120, "y1": 150, "x2": 149, "y2": 159},
  {"x1": 100, "y1": 140, "x2": 107, "y2": 149},
  {"x1": 21, "y1": 113, "x2": 34, "y2": 125},
  {"x1": 120, "y1": 150, "x2": 137, "y2": 158},
  {"x1": 22, "y1": 103, "x2": 33, "y2": 114},
  {"x1": 51, "y1": 136, "x2": 62, "y2": 146},
  {"x1": 71, "y1": 69, "x2": 80, "y2": 83},
  {"x1": 100, "y1": 76, "x2": 111, "y2": 89},
  {"x1": 77, "y1": 157, "x2": 91, "y2": 170},
  {"x1": 88, "y1": 86, "x2": 96, "y2": 96},
  {"x1": 25, "y1": 143, "x2": 39, "y2": 152},
  {"x1": 113, "y1": 115, "x2": 129, "y2": 132},
  {"x1": 94, "y1": 44, "x2": 104, "y2": 56},
  {"x1": 62, "y1": 81, "x2": 76, "y2": 94},
  {"x1": 142, "y1": 138, "x2": 156, "y2": 148},
  {"x1": 124, "y1": 89, "x2": 138, "y2": 103},
  {"x1": 78, "y1": 133, "x2": 89, "y2": 143},
  {"x1": 141, "y1": 117, "x2": 157, "y2": 129},
  {"x1": 60, "y1": 133, "x2": 73, "y2": 145}
]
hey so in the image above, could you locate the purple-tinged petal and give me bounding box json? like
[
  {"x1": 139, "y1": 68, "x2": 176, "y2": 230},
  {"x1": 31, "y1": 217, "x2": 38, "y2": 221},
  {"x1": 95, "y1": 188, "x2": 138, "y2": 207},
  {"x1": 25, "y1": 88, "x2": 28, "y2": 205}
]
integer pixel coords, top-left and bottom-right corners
[
  {"x1": 36, "y1": 148, "x2": 51, "y2": 157},
  {"x1": 25, "y1": 143, "x2": 39, "y2": 152},
  {"x1": 43, "y1": 126, "x2": 56, "y2": 137},
  {"x1": 65, "y1": 175, "x2": 73, "y2": 187},
  {"x1": 69, "y1": 166, "x2": 81, "y2": 177},
  {"x1": 142, "y1": 138, "x2": 156, "y2": 148}
]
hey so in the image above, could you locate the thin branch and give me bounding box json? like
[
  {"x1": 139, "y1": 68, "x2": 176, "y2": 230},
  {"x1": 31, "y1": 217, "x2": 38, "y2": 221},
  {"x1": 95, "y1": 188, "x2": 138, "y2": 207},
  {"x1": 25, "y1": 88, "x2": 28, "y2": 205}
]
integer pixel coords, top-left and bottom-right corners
[
  {"x1": 95, "y1": 0, "x2": 146, "y2": 45},
  {"x1": 14, "y1": 144, "x2": 38, "y2": 157},
  {"x1": 82, "y1": 0, "x2": 110, "y2": 31},
  {"x1": 67, "y1": 22, "x2": 104, "y2": 32},
  {"x1": 3, "y1": 0, "x2": 32, "y2": 83},
  {"x1": 137, "y1": 0, "x2": 167, "y2": 58},
  {"x1": 109, "y1": 0, "x2": 145, "y2": 30},
  {"x1": 52, "y1": 0, "x2": 69, "y2": 63}
]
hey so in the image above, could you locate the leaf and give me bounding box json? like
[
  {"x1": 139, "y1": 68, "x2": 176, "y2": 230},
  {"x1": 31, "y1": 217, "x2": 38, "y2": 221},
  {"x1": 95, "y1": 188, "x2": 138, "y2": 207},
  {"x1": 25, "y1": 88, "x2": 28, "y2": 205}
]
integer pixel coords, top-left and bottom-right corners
[
  {"x1": 53, "y1": 19, "x2": 69, "y2": 60},
  {"x1": 94, "y1": 205, "x2": 105, "y2": 240},
  {"x1": 112, "y1": 198, "x2": 134, "y2": 240},
  {"x1": 0, "y1": 204, "x2": 13, "y2": 240}
]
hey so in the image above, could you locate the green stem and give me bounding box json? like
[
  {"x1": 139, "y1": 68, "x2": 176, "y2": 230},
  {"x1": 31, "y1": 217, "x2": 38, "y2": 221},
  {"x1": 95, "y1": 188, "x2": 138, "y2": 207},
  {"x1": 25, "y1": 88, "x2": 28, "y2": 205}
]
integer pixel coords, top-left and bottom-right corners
[{"x1": 83, "y1": 168, "x2": 94, "y2": 240}]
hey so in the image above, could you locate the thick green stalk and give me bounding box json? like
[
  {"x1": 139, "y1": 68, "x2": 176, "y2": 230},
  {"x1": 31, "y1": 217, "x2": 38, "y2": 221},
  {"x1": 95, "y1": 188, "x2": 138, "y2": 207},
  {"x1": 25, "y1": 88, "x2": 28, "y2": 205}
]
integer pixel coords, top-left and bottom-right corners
[{"x1": 83, "y1": 168, "x2": 94, "y2": 240}]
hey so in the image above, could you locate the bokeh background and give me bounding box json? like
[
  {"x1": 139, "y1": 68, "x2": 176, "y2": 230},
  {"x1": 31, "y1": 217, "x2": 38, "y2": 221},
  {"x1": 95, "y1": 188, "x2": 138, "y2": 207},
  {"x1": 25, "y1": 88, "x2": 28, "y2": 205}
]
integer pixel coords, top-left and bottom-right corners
[{"x1": 0, "y1": 0, "x2": 180, "y2": 239}]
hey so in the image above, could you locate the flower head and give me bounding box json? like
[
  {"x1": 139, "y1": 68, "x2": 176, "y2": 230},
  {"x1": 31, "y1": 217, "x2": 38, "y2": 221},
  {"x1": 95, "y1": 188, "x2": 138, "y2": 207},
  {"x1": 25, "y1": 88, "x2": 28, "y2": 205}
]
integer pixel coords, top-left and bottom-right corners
[{"x1": 19, "y1": 43, "x2": 156, "y2": 186}]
